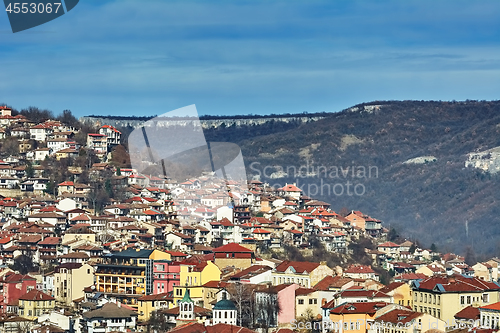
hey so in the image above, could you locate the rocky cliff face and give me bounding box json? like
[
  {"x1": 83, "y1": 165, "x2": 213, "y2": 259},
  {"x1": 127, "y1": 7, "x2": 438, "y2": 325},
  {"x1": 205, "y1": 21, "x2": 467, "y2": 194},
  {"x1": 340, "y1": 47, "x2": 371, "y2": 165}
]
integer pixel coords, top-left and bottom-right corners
[{"x1": 79, "y1": 115, "x2": 326, "y2": 129}]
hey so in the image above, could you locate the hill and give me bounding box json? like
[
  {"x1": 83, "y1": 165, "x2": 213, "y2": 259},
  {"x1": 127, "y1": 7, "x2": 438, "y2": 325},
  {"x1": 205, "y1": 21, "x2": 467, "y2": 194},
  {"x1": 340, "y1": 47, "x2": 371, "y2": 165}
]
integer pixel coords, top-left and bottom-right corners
[{"x1": 201, "y1": 100, "x2": 500, "y2": 256}]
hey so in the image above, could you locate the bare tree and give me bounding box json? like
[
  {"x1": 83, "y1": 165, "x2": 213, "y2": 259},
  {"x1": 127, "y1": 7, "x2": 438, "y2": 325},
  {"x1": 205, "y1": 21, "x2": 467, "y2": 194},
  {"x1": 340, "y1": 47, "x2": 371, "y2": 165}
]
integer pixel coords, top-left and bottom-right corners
[
  {"x1": 295, "y1": 308, "x2": 316, "y2": 333},
  {"x1": 228, "y1": 283, "x2": 254, "y2": 327},
  {"x1": 147, "y1": 310, "x2": 171, "y2": 333},
  {"x1": 254, "y1": 287, "x2": 281, "y2": 333}
]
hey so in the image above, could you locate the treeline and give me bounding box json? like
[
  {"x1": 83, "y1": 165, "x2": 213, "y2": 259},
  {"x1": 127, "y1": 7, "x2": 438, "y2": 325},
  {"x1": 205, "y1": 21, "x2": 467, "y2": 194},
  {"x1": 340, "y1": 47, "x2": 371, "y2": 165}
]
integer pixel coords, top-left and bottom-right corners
[{"x1": 84, "y1": 111, "x2": 332, "y2": 121}]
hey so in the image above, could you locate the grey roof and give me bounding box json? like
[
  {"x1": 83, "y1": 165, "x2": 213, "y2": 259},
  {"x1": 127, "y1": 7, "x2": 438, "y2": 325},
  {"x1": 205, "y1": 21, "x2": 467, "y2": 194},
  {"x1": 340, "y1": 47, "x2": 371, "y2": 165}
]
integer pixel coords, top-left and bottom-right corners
[
  {"x1": 83, "y1": 302, "x2": 137, "y2": 319},
  {"x1": 111, "y1": 248, "x2": 153, "y2": 259}
]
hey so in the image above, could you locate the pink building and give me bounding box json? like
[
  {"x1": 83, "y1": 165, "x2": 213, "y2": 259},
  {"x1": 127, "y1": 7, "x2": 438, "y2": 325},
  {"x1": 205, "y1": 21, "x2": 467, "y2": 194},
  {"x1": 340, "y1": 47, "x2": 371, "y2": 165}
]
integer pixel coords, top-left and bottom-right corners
[
  {"x1": 276, "y1": 284, "x2": 300, "y2": 324},
  {"x1": 255, "y1": 283, "x2": 299, "y2": 326},
  {"x1": 1, "y1": 273, "x2": 36, "y2": 313},
  {"x1": 153, "y1": 261, "x2": 180, "y2": 294}
]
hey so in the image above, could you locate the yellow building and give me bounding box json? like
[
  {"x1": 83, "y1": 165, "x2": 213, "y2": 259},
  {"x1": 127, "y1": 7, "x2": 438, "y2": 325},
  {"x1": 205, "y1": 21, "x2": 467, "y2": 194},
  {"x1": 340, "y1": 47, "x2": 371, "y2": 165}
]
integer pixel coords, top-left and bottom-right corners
[
  {"x1": 295, "y1": 288, "x2": 322, "y2": 319},
  {"x1": 373, "y1": 309, "x2": 447, "y2": 333},
  {"x1": 19, "y1": 290, "x2": 55, "y2": 319},
  {"x1": 95, "y1": 248, "x2": 171, "y2": 309},
  {"x1": 173, "y1": 261, "x2": 221, "y2": 306},
  {"x1": 212, "y1": 243, "x2": 255, "y2": 270},
  {"x1": 54, "y1": 263, "x2": 94, "y2": 306},
  {"x1": 412, "y1": 274, "x2": 500, "y2": 323},
  {"x1": 272, "y1": 260, "x2": 334, "y2": 288},
  {"x1": 324, "y1": 302, "x2": 389, "y2": 333},
  {"x1": 380, "y1": 282, "x2": 413, "y2": 308},
  {"x1": 137, "y1": 293, "x2": 174, "y2": 321}
]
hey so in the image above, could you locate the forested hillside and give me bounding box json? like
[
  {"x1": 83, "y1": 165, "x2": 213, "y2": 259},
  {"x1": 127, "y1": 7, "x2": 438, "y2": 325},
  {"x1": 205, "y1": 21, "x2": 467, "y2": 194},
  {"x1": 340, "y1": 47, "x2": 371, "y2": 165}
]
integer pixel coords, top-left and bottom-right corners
[{"x1": 202, "y1": 100, "x2": 500, "y2": 256}]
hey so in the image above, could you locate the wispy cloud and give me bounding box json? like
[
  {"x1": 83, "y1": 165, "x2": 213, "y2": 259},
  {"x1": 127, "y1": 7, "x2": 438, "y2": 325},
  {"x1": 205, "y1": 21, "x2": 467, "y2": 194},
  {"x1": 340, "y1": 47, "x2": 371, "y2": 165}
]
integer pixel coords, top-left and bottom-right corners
[{"x1": 1, "y1": 0, "x2": 500, "y2": 116}]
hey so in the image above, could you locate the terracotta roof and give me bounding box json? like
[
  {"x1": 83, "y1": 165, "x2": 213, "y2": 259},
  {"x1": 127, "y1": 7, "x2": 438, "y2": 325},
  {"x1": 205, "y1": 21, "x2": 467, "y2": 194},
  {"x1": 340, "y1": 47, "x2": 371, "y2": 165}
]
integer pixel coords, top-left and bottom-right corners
[
  {"x1": 212, "y1": 243, "x2": 253, "y2": 253},
  {"x1": 229, "y1": 265, "x2": 272, "y2": 280},
  {"x1": 455, "y1": 305, "x2": 480, "y2": 319},
  {"x1": 375, "y1": 309, "x2": 422, "y2": 324},
  {"x1": 415, "y1": 274, "x2": 500, "y2": 293},
  {"x1": 379, "y1": 282, "x2": 406, "y2": 294},
  {"x1": 275, "y1": 260, "x2": 320, "y2": 274},
  {"x1": 19, "y1": 290, "x2": 54, "y2": 301},
  {"x1": 38, "y1": 237, "x2": 61, "y2": 245},
  {"x1": 480, "y1": 301, "x2": 500, "y2": 311},
  {"x1": 314, "y1": 275, "x2": 353, "y2": 290},
  {"x1": 59, "y1": 252, "x2": 89, "y2": 259},
  {"x1": 344, "y1": 264, "x2": 376, "y2": 274},
  {"x1": 281, "y1": 184, "x2": 302, "y2": 192},
  {"x1": 378, "y1": 241, "x2": 400, "y2": 248},
  {"x1": 329, "y1": 301, "x2": 389, "y2": 314}
]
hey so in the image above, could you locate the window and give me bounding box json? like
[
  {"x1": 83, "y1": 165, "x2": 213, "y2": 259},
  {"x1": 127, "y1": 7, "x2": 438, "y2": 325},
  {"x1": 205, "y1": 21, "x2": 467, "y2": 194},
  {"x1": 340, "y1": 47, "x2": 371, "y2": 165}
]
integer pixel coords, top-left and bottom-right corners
[
  {"x1": 467, "y1": 296, "x2": 471, "y2": 304},
  {"x1": 460, "y1": 296, "x2": 465, "y2": 305},
  {"x1": 298, "y1": 299, "x2": 304, "y2": 305},
  {"x1": 483, "y1": 294, "x2": 489, "y2": 303},
  {"x1": 309, "y1": 299, "x2": 313, "y2": 305},
  {"x1": 438, "y1": 295, "x2": 440, "y2": 305}
]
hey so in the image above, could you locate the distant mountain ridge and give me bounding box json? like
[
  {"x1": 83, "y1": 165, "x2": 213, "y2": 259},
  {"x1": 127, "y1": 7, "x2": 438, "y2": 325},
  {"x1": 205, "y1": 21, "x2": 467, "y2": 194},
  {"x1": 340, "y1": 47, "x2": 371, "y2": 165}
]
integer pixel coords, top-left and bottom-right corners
[
  {"x1": 203, "y1": 100, "x2": 500, "y2": 256},
  {"x1": 92, "y1": 100, "x2": 500, "y2": 256}
]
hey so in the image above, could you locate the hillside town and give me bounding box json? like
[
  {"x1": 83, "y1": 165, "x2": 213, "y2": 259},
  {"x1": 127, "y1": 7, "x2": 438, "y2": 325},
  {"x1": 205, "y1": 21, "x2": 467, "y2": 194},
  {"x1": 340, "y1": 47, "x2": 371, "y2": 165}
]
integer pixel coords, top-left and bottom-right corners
[{"x1": 0, "y1": 105, "x2": 498, "y2": 333}]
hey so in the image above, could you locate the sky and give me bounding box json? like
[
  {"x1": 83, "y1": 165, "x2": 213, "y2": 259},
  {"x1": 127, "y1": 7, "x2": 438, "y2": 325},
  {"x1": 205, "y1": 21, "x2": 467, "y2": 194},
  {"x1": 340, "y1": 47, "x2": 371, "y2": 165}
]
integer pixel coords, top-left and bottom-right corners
[{"x1": 1, "y1": 0, "x2": 500, "y2": 118}]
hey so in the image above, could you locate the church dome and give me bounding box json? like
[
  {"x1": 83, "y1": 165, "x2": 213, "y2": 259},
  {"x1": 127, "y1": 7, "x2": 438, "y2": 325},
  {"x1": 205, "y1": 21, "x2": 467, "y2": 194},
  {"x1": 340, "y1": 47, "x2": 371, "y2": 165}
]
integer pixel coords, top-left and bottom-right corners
[{"x1": 213, "y1": 299, "x2": 236, "y2": 311}]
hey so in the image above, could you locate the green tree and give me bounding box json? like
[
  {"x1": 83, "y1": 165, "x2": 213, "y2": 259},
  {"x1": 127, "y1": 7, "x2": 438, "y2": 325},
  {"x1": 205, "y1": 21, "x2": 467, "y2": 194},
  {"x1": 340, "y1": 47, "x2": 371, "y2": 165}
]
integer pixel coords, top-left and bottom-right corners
[
  {"x1": 147, "y1": 310, "x2": 171, "y2": 333},
  {"x1": 464, "y1": 246, "x2": 477, "y2": 266},
  {"x1": 25, "y1": 161, "x2": 34, "y2": 178},
  {"x1": 388, "y1": 228, "x2": 399, "y2": 242},
  {"x1": 10, "y1": 254, "x2": 38, "y2": 274},
  {"x1": 57, "y1": 109, "x2": 80, "y2": 128}
]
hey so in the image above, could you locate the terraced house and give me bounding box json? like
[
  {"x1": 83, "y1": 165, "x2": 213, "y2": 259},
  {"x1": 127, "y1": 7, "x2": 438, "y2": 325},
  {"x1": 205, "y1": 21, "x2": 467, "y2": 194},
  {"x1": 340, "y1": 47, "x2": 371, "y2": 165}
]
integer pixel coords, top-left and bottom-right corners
[{"x1": 412, "y1": 274, "x2": 500, "y2": 323}]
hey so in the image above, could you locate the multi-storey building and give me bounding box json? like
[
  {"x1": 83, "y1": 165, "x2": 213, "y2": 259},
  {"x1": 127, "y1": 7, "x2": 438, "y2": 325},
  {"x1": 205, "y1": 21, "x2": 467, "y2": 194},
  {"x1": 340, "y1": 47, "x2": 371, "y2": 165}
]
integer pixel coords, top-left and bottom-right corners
[
  {"x1": 412, "y1": 274, "x2": 500, "y2": 323},
  {"x1": 95, "y1": 248, "x2": 171, "y2": 309},
  {"x1": 272, "y1": 260, "x2": 333, "y2": 288},
  {"x1": 87, "y1": 133, "x2": 107, "y2": 154},
  {"x1": 99, "y1": 125, "x2": 121, "y2": 146},
  {"x1": 153, "y1": 260, "x2": 180, "y2": 294},
  {"x1": 18, "y1": 290, "x2": 55, "y2": 319},
  {"x1": 54, "y1": 263, "x2": 94, "y2": 306}
]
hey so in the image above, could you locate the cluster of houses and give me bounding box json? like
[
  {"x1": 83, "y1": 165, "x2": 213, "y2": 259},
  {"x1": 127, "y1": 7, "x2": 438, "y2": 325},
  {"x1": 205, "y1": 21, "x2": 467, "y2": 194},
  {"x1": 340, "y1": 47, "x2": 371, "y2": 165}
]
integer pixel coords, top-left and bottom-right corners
[{"x1": 0, "y1": 110, "x2": 498, "y2": 333}]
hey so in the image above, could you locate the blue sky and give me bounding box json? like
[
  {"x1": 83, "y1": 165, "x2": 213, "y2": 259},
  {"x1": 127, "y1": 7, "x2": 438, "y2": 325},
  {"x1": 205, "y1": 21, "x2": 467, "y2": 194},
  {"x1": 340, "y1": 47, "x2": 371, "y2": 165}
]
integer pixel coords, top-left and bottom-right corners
[{"x1": 1, "y1": 0, "x2": 500, "y2": 117}]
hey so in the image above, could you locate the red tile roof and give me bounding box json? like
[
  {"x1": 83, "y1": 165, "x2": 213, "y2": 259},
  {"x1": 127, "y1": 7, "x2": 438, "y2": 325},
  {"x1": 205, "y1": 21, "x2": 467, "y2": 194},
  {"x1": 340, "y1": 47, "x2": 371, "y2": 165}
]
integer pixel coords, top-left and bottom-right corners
[
  {"x1": 480, "y1": 301, "x2": 500, "y2": 311},
  {"x1": 19, "y1": 290, "x2": 54, "y2": 301},
  {"x1": 329, "y1": 302, "x2": 389, "y2": 314},
  {"x1": 415, "y1": 274, "x2": 500, "y2": 293},
  {"x1": 375, "y1": 309, "x2": 422, "y2": 324},
  {"x1": 378, "y1": 241, "x2": 400, "y2": 248},
  {"x1": 314, "y1": 275, "x2": 353, "y2": 290},
  {"x1": 212, "y1": 243, "x2": 253, "y2": 253},
  {"x1": 344, "y1": 264, "x2": 376, "y2": 274},
  {"x1": 275, "y1": 260, "x2": 320, "y2": 274},
  {"x1": 455, "y1": 305, "x2": 480, "y2": 319}
]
